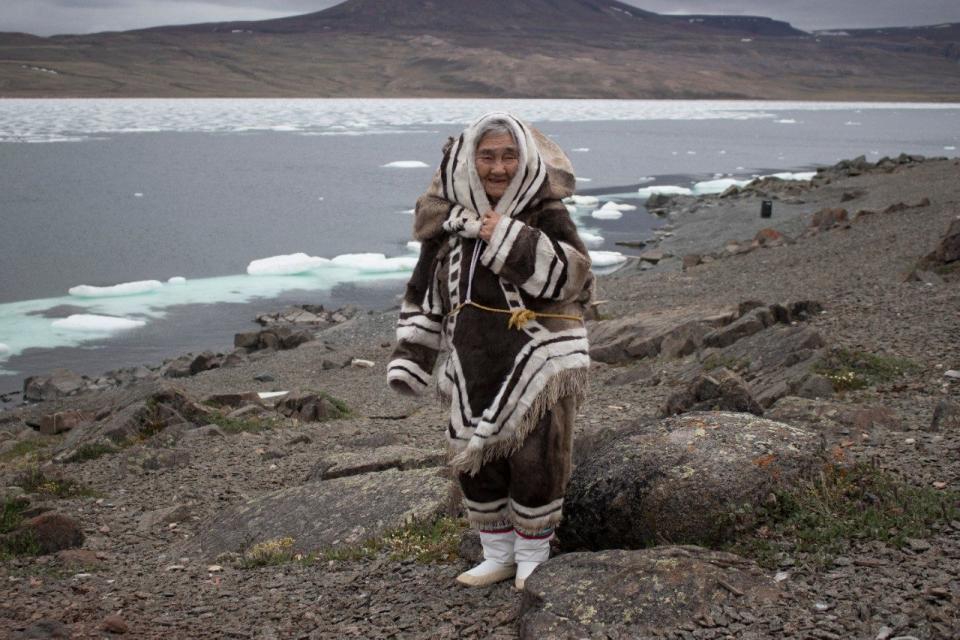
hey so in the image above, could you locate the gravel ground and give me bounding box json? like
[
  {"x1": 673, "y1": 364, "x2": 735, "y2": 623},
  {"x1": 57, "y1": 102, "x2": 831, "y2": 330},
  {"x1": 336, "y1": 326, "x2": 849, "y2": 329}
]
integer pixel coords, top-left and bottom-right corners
[{"x1": 1, "y1": 157, "x2": 958, "y2": 639}]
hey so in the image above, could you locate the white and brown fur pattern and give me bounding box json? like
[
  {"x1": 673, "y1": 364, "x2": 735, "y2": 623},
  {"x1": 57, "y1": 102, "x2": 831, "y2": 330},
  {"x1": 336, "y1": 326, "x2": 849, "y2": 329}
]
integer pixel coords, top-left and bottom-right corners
[{"x1": 387, "y1": 112, "x2": 594, "y2": 478}]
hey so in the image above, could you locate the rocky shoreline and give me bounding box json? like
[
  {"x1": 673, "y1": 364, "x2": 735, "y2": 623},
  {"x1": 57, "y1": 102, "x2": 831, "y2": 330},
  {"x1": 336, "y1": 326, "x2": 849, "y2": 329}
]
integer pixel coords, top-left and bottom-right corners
[{"x1": 1, "y1": 155, "x2": 958, "y2": 639}]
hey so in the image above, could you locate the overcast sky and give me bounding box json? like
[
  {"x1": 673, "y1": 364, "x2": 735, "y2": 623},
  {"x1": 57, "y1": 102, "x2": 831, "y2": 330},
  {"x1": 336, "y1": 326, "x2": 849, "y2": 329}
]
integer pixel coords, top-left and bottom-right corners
[{"x1": 3, "y1": 0, "x2": 960, "y2": 37}]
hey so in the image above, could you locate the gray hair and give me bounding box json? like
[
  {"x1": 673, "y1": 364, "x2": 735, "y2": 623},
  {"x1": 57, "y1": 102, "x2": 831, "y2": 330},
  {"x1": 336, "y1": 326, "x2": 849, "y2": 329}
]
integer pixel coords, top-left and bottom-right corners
[{"x1": 477, "y1": 119, "x2": 517, "y2": 144}]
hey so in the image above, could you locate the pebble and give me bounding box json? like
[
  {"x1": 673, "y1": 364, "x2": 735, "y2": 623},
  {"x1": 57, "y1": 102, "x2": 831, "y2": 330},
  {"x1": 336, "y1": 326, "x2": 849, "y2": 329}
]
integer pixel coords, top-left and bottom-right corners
[
  {"x1": 254, "y1": 373, "x2": 275, "y2": 382},
  {"x1": 103, "y1": 614, "x2": 129, "y2": 634},
  {"x1": 944, "y1": 370, "x2": 960, "y2": 379},
  {"x1": 875, "y1": 627, "x2": 893, "y2": 640},
  {"x1": 351, "y1": 359, "x2": 375, "y2": 368}
]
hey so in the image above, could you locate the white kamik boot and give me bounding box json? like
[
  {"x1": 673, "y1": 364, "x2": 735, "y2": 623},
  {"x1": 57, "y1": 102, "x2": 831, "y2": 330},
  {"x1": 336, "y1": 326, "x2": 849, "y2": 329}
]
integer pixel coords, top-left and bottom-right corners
[
  {"x1": 456, "y1": 529, "x2": 516, "y2": 587},
  {"x1": 514, "y1": 532, "x2": 551, "y2": 590}
]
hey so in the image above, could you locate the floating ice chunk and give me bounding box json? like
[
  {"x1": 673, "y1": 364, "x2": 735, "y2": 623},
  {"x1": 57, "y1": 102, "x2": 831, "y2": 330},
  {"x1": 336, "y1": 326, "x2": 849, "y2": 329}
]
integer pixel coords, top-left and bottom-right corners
[
  {"x1": 134, "y1": 192, "x2": 144, "y2": 197},
  {"x1": 638, "y1": 176, "x2": 655, "y2": 184},
  {"x1": 686, "y1": 150, "x2": 697, "y2": 155},
  {"x1": 845, "y1": 121, "x2": 862, "y2": 126},
  {"x1": 637, "y1": 185, "x2": 693, "y2": 199},
  {"x1": 945, "y1": 146, "x2": 957, "y2": 151},
  {"x1": 565, "y1": 204, "x2": 577, "y2": 214},
  {"x1": 565, "y1": 195, "x2": 600, "y2": 206},
  {"x1": 330, "y1": 253, "x2": 417, "y2": 272},
  {"x1": 591, "y1": 209, "x2": 622, "y2": 220},
  {"x1": 764, "y1": 171, "x2": 817, "y2": 181},
  {"x1": 52, "y1": 314, "x2": 146, "y2": 332},
  {"x1": 247, "y1": 253, "x2": 330, "y2": 276},
  {"x1": 69, "y1": 280, "x2": 163, "y2": 298},
  {"x1": 406, "y1": 241, "x2": 422, "y2": 252},
  {"x1": 0, "y1": 343, "x2": 9, "y2": 354},
  {"x1": 399, "y1": 209, "x2": 415, "y2": 215},
  {"x1": 693, "y1": 178, "x2": 750, "y2": 195},
  {"x1": 382, "y1": 160, "x2": 429, "y2": 168},
  {"x1": 168, "y1": 277, "x2": 186, "y2": 285},
  {"x1": 589, "y1": 251, "x2": 628, "y2": 267},
  {"x1": 579, "y1": 231, "x2": 604, "y2": 248},
  {"x1": 572, "y1": 147, "x2": 590, "y2": 152},
  {"x1": 775, "y1": 119, "x2": 797, "y2": 124},
  {"x1": 600, "y1": 201, "x2": 637, "y2": 212},
  {"x1": 718, "y1": 150, "x2": 727, "y2": 155},
  {"x1": 576, "y1": 177, "x2": 592, "y2": 182}
]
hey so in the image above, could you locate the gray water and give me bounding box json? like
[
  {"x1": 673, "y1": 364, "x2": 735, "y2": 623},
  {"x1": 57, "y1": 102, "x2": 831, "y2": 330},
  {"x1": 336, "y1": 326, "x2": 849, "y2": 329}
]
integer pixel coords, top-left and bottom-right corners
[{"x1": 1, "y1": 100, "x2": 958, "y2": 394}]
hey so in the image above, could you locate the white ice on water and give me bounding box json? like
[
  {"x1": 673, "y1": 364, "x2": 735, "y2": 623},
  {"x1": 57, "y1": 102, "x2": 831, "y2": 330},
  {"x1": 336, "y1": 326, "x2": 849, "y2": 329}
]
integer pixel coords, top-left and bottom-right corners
[
  {"x1": 637, "y1": 185, "x2": 694, "y2": 199},
  {"x1": 589, "y1": 251, "x2": 628, "y2": 267},
  {"x1": 579, "y1": 231, "x2": 604, "y2": 248},
  {"x1": 692, "y1": 178, "x2": 750, "y2": 195},
  {"x1": 565, "y1": 195, "x2": 600, "y2": 206},
  {"x1": 51, "y1": 314, "x2": 146, "y2": 332},
  {"x1": 576, "y1": 177, "x2": 592, "y2": 182},
  {"x1": 69, "y1": 280, "x2": 164, "y2": 298},
  {"x1": 406, "y1": 241, "x2": 422, "y2": 252},
  {"x1": 775, "y1": 119, "x2": 798, "y2": 124},
  {"x1": 382, "y1": 160, "x2": 430, "y2": 168},
  {"x1": 247, "y1": 253, "x2": 330, "y2": 276},
  {"x1": 330, "y1": 253, "x2": 419, "y2": 272},
  {"x1": 168, "y1": 277, "x2": 187, "y2": 285},
  {"x1": 766, "y1": 171, "x2": 817, "y2": 181},
  {"x1": 600, "y1": 201, "x2": 637, "y2": 212},
  {"x1": 591, "y1": 209, "x2": 622, "y2": 220},
  {"x1": 0, "y1": 344, "x2": 9, "y2": 354}
]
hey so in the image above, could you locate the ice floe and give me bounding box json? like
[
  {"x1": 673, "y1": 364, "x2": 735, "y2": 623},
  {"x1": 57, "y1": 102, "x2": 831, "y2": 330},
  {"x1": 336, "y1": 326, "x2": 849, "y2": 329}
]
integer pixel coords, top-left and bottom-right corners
[
  {"x1": 600, "y1": 201, "x2": 637, "y2": 212},
  {"x1": 576, "y1": 177, "x2": 592, "y2": 182},
  {"x1": 637, "y1": 185, "x2": 693, "y2": 199},
  {"x1": 565, "y1": 204, "x2": 578, "y2": 215},
  {"x1": 591, "y1": 209, "x2": 622, "y2": 220},
  {"x1": 330, "y1": 253, "x2": 418, "y2": 272},
  {"x1": 775, "y1": 119, "x2": 797, "y2": 124},
  {"x1": 51, "y1": 314, "x2": 146, "y2": 332},
  {"x1": 945, "y1": 146, "x2": 957, "y2": 151},
  {"x1": 692, "y1": 178, "x2": 750, "y2": 195},
  {"x1": 766, "y1": 171, "x2": 816, "y2": 181},
  {"x1": 572, "y1": 147, "x2": 590, "y2": 152},
  {"x1": 579, "y1": 231, "x2": 604, "y2": 248},
  {"x1": 589, "y1": 251, "x2": 628, "y2": 268},
  {"x1": 406, "y1": 241, "x2": 422, "y2": 252},
  {"x1": 382, "y1": 160, "x2": 430, "y2": 168},
  {"x1": 0, "y1": 343, "x2": 9, "y2": 354},
  {"x1": 247, "y1": 253, "x2": 330, "y2": 276},
  {"x1": 168, "y1": 277, "x2": 186, "y2": 285},
  {"x1": 564, "y1": 195, "x2": 600, "y2": 206},
  {"x1": 69, "y1": 280, "x2": 164, "y2": 298}
]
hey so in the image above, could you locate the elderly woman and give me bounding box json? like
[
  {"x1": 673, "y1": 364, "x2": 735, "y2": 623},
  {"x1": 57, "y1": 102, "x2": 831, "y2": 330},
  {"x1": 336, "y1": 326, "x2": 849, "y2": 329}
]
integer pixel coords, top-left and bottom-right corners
[{"x1": 387, "y1": 112, "x2": 593, "y2": 589}]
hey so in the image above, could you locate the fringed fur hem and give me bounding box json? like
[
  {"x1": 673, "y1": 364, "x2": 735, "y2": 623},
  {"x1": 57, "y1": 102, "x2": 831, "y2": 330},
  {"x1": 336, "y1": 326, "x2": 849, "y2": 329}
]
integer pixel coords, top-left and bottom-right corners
[
  {"x1": 466, "y1": 517, "x2": 514, "y2": 532},
  {"x1": 515, "y1": 523, "x2": 558, "y2": 539},
  {"x1": 450, "y1": 367, "x2": 588, "y2": 476}
]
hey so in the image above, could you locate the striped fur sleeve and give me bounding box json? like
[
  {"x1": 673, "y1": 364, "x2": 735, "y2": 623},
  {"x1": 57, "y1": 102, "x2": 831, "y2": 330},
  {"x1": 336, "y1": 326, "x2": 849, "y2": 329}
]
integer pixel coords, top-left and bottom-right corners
[
  {"x1": 387, "y1": 238, "x2": 444, "y2": 396},
  {"x1": 479, "y1": 210, "x2": 592, "y2": 303}
]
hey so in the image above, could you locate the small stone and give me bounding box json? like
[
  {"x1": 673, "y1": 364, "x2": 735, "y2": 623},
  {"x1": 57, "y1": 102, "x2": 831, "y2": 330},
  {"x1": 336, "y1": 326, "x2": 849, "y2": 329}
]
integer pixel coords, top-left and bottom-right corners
[
  {"x1": 207, "y1": 565, "x2": 222, "y2": 572},
  {"x1": 905, "y1": 538, "x2": 932, "y2": 552},
  {"x1": 774, "y1": 571, "x2": 790, "y2": 582},
  {"x1": 814, "y1": 602, "x2": 831, "y2": 611},
  {"x1": 102, "y1": 615, "x2": 129, "y2": 634},
  {"x1": 875, "y1": 626, "x2": 893, "y2": 640},
  {"x1": 945, "y1": 370, "x2": 960, "y2": 379},
  {"x1": 904, "y1": 438, "x2": 915, "y2": 445},
  {"x1": 253, "y1": 373, "x2": 275, "y2": 382},
  {"x1": 933, "y1": 481, "x2": 948, "y2": 489},
  {"x1": 165, "y1": 564, "x2": 186, "y2": 571},
  {"x1": 351, "y1": 359, "x2": 375, "y2": 368}
]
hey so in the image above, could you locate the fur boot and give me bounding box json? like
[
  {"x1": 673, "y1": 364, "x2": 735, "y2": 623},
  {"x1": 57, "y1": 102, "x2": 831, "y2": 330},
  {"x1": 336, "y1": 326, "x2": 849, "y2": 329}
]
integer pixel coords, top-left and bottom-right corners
[{"x1": 456, "y1": 530, "x2": 516, "y2": 587}]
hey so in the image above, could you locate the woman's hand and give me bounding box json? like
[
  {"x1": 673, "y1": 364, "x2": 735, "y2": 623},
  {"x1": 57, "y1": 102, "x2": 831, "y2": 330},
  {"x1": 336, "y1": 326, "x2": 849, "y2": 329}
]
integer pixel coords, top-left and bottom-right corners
[{"x1": 479, "y1": 211, "x2": 502, "y2": 242}]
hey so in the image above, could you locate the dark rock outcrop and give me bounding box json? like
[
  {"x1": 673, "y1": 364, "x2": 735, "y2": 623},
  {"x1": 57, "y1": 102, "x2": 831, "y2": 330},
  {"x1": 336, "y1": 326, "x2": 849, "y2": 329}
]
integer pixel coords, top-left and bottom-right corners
[
  {"x1": 661, "y1": 368, "x2": 763, "y2": 417},
  {"x1": 519, "y1": 546, "x2": 778, "y2": 639},
  {"x1": 559, "y1": 412, "x2": 822, "y2": 550},
  {"x1": 22, "y1": 369, "x2": 87, "y2": 402},
  {"x1": 189, "y1": 467, "x2": 451, "y2": 560}
]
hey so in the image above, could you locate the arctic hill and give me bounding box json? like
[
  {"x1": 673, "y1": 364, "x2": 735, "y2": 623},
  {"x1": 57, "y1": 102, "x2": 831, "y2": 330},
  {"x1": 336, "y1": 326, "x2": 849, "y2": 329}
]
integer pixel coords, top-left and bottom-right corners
[{"x1": 0, "y1": 0, "x2": 958, "y2": 99}]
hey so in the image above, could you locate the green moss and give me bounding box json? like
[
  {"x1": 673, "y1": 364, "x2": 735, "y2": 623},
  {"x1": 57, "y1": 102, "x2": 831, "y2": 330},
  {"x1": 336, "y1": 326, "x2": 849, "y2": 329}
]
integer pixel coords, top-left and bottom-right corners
[
  {"x1": 322, "y1": 516, "x2": 465, "y2": 564},
  {"x1": 728, "y1": 463, "x2": 960, "y2": 569},
  {"x1": 239, "y1": 537, "x2": 297, "y2": 568},
  {"x1": 14, "y1": 468, "x2": 96, "y2": 499},
  {"x1": 813, "y1": 348, "x2": 919, "y2": 392},
  {"x1": 204, "y1": 410, "x2": 277, "y2": 434},
  {"x1": 0, "y1": 498, "x2": 40, "y2": 560},
  {"x1": 62, "y1": 442, "x2": 117, "y2": 463},
  {"x1": 319, "y1": 393, "x2": 351, "y2": 419},
  {"x1": 0, "y1": 440, "x2": 49, "y2": 463}
]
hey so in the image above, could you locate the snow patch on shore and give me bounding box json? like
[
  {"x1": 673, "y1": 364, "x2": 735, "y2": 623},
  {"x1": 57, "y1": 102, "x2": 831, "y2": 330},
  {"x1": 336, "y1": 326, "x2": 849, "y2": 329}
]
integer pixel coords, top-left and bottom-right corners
[
  {"x1": 637, "y1": 185, "x2": 693, "y2": 199},
  {"x1": 589, "y1": 251, "x2": 628, "y2": 267}
]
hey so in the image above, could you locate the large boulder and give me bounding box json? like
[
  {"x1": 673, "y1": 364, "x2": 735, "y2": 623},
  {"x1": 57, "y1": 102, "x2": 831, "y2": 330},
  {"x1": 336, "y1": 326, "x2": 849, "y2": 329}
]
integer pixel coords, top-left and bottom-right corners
[
  {"x1": 55, "y1": 386, "x2": 212, "y2": 459},
  {"x1": 919, "y1": 216, "x2": 960, "y2": 269},
  {"x1": 588, "y1": 306, "x2": 735, "y2": 364},
  {"x1": 559, "y1": 412, "x2": 823, "y2": 550},
  {"x1": 519, "y1": 546, "x2": 778, "y2": 639},
  {"x1": 696, "y1": 324, "x2": 829, "y2": 408},
  {"x1": 189, "y1": 467, "x2": 451, "y2": 560},
  {"x1": 10, "y1": 513, "x2": 84, "y2": 554},
  {"x1": 22, "y1": 368, "x2": 88, "y2": 402},
  {"x1": 661, "y1": 368, "x2": 763, "y2": 417}
]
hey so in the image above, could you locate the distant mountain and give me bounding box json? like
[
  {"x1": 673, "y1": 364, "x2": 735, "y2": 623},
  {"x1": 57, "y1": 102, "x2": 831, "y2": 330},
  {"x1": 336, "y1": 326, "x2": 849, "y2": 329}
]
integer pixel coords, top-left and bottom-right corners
[{"x1": 0, "y1": 0, "x2": 958, "y2": 99}]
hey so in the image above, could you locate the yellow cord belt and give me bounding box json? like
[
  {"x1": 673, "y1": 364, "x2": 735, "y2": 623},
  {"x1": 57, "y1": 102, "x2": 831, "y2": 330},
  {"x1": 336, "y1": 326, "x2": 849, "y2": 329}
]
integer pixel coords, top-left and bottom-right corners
[{"x1": 448, "y1": 300, "x2": 582, "y2": 331}]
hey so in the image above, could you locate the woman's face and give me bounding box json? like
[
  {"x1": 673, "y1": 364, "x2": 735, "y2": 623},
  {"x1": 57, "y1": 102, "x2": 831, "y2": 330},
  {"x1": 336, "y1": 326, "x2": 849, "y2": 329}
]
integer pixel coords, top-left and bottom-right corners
[{"x1": 475, "y1": 132, "x2": 519, "y2": 204}]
